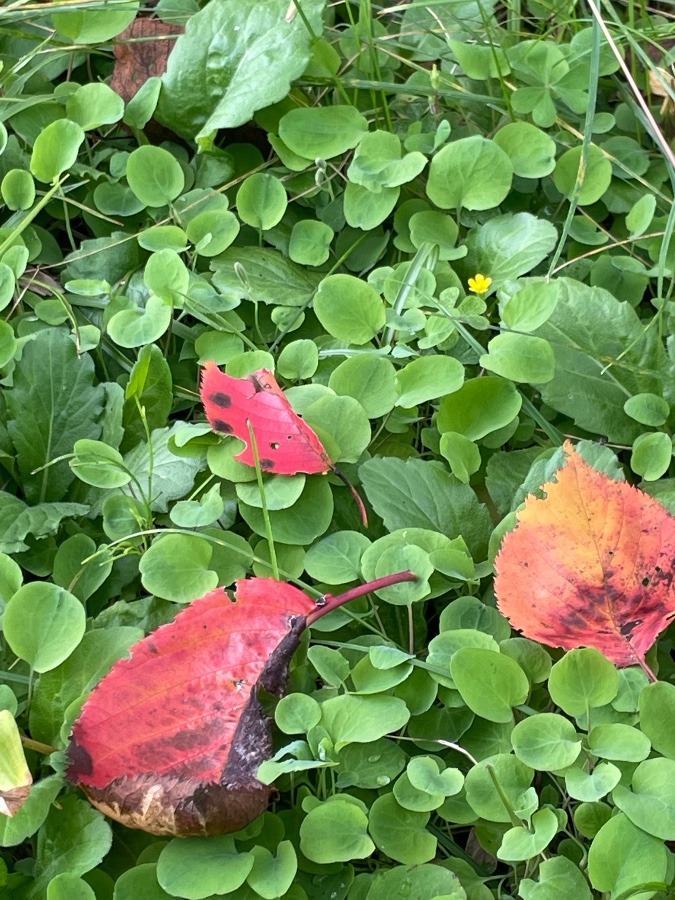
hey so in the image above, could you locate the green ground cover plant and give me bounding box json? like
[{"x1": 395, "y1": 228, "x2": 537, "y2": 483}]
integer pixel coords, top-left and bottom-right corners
[{"x1": 0, "y1": 0, "x2": 674, "y2": 897}]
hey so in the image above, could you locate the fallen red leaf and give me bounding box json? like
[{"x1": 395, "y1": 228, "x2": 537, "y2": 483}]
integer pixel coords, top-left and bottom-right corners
[
  {"x1": 495, "y1": 441, "x2": 675, "y2": 669},
  {"x1": 66, "y1": 572, "x2": 416, "y2": 835},
  {"x1": 201, "y1": 363, "x2": 332, "y2": 475}
]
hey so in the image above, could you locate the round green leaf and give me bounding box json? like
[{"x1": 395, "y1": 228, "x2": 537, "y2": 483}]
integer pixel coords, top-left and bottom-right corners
[
  {"x1": 112, "y1": 864, "x2": 173, "y2": 900},
  {"x1": 493, "y1": 122, "x2": 556, "y2": 178},
  {"x1": 612, "y1": 758, "x2": 675, "y2": 840},
  {"x1": 366, "y1": 862, "x2": 463, "y2": 900},
  {"x1": 626, "y1": 193, "x2": 656, "y2": 237},
  {"x1": 564, "y1": 761, "x2": 621, "y2": 802},
  {"x1": 170, "y1": 484, "x2": 224, "y2": 528},
  {"x1": 52, "y1": 4, "x2": 138, "y2": 42},
  {"x1": 157, "y1": 836, "x2": 254, "y2": 899},
  {"x1": 275, "y1": 693, "x2": 321, "y2": 735},
  {"x1": 464, "y1": 753, "x2": 535, "y2": 823},
  {"x1": 304, "y1": 531, "x2": 371, "y2": 585},
  {"x1": 519, "y1": 856, "x2": 592, "y2": 900},
  {"x1": 437, "y1": 375, "x2": 521, "y2": 440},
  {"x1": 587, "y1": 812, "x2": 668, "y2": 897},
  {"x1": 451, "y1": 648, "x2": 529, "y2": 723},
  {"x1": 480, "y1": 332, "x2": 555, "y2": 383},
  {"x1": 236, "y1": 174, "x2": 287, "y2": 231},
  {"x1": 65, "y1": 83, "x2": 124, "y2": 131},
  {"x1": 0, "y1": 264, "x2": 15, "y2": 312},
  {"x1": 137, "y1": 225, "x2": 188, "y2": 252},
  {"x1": 314, "y1": 274, "x2": 386, "y2": 344},
  {"x1": 52, "y1": 534, "x2": 112, "y2": 604},
  {"x1": 502, "y1": 280, "x2": 560, "y2": 332},
  {"x1": 70, "y1": 439, "x2": 131, "y2": 488},
  {"x1": 574, "y1": 801, "x2": 612, "y2": 839},
  {"x1": 0, "y1": 321, "x2": 17, "y2": 368},
  {"x1": 1, "y1": 170, "x2": 36, "y2": 211},
  {"x1": 236, "y1": 474, "x2": 306, "y2": 511},
  {"x1": 465, "y1": 212, "x2": 558, "y2": 284},
  {"x1": 439, "y1": 432, "x2": 481, "y2": 483},
  {"x1": 428, "y1": 630, "x2": 499, "y2": 689},
  {"x1": 186, "y1": 209, "x2": 240, "y2": 256},
  {"x1": 337, "y1": 738, "x2": 406, "y2": 789},
  {"x1": 587, "y1": 724, "x2": 651, "y2": 762},
  {"x1": 368, "y1": 794, "x2": 436, "y2": 865},
  {"x1": 305, "y1": 393, "x2": 371, "y2": 463},
  {"x1": 624, "y1": 393, "x2": 670, "y2": 427},
  {"x1": 126, "y1": 146, "x2": 185, "y2": 207},
  {"x1": 548, "y1": 648, "x2": 619, "y2": 717},
  {"x1": 329, "y1": 356, "x2": 397, "y2": 418},
  {"x1": 320, "y1": 695, "x2": 410, "y2": 751},
  {"x1": 553, "y1": 145, "x2": 612, "y2": 205},
  {"x1": 47, "y1": 874, "x2": 96, "y2": 900},
  {"x1": 278, "y1": 106, "x2": 368, "y2": 159},
  {"x1": 498, "y1": 807, "x2": 559, "y2": 862},
  {"x1": 344, "y1": 182, "x2": 399, "y2": 230},
  {"x1": 395, "y1": 355, "x2": 464, "y2": 407},
  {"x1": 3, "y1": 583, "x2": 85, "y2": 673},
  {"x1": 30, "y1": 119, "x2": 86, "y2": 183},
  {"x1": 409, "y1": 210, "x2": 460, "y2": 260},
  {"x1": 639, "y1": 681, "x2": 675, "y2": 759},
  {"x1": 511, "y1": 713, "x2": 582, "y2": 770},
  {"x1": 239, "y1": 474, "x2": 333, "y2": 545},
  {"x1": 246, "y1": 841, "x2": 297, "y2": 900},
  {"x1": 289, "y1": 220, "x2": 333, "y2": 266},
  {"x1": 300, "y1": 800, "x2": 374, "y2": 864},
  {"x1": 144, "y1": 249, "x2": 189, "y2": 303},
  {"x1": 439, "y1": 596, "x2": 511, "y2": 642},
  {"x1": 630, "y1": 431, "x2": 673, "y2": 481},
  {"x1": 277, "y1": 340, "x2": 319, "y2": 380},
  {"x1": 427, "y1": 136, "x2": 513, "y2": 210},
  {"x1": 107, "y1": 295, "x2": 172, "y2": 348},
  {"x1": 139, "y1": 534, "x2": 218, "y2": 603}
]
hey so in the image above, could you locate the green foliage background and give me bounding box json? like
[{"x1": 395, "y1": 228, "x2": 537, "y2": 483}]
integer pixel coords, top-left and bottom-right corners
[{"x1": 0, "y1": 0, "x2": 673, "y2": 897}]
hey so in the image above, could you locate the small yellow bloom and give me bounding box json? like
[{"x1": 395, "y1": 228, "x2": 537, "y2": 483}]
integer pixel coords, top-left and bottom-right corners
[{"x1": 468, "y1": 274, "x2": 492, "y2": 296}]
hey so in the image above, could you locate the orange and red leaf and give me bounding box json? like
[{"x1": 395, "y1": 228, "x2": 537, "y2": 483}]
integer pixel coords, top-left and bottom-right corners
[{"x1": 495, "y1": 442, "x2": 675, "y2": 668}]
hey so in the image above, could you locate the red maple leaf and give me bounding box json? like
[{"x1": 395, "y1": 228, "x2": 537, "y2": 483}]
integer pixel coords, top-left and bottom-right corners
[
  {"x1": 201, "y1": 363, "x2": 332, "y2": 475},
  {"x1": 66, "y1": 573, "x2": 416, "y2": 836},
  {"x1": 495, "y1": 441, "x2": 675, "y2": 672}
]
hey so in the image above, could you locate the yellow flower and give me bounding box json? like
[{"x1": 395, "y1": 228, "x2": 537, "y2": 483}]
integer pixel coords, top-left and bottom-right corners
[{"x1": 468, "y1": 274, "x2": 492, "y2": 296}]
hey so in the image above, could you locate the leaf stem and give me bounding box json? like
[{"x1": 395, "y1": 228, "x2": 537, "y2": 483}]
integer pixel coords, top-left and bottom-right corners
[
  {"x1": 21, "y1": 736, "x2": 55, "y2": 755},
  {"x1": 306, "y1": 570, "x2": 417, "y2": 625}
]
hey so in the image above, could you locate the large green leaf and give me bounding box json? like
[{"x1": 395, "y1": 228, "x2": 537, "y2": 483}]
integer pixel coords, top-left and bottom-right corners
[
  {"x1": 359, "y1": 457, "x2": 492, "y2": 559},
  {"x1": 534, "y1": 278, "x2": 667, "y2": 443},
  {"x1": 29, "y1": 796, "x2": 112, "y2": 899},
  {"x1": 211, "y1": 248, "x2": 321, "y2": 307},
  {"x1": 157, "y1": 0, "x2": 325, "y2": 140},
  {"x1": 6, "y1": 330, "x2": 105, "y2": 503}
]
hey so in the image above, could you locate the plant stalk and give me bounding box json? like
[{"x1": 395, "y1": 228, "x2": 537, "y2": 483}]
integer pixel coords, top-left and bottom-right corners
[{"x1": 306, "y1": 570, "x2": 417, "y2": 625}]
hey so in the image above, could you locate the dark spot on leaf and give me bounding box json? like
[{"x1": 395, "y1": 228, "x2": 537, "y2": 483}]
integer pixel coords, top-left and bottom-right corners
[
  {"x1": 270, "y1": 442, "x2": 280, "y2": 450},
  {"x1": 260, "y1": 459, "x2": 275, "y2": 471},
  {"x1": 209, "y1": 392, "x2": 232, "y2": 408},
  {"x1": 213, "y1": 419, "x2": 233, "y2": 434},
  {"x1": 620, "y1": 620, "x2": 641, "y2": 636},
  {"x1": 67, "y1": 739, "x2": 93, "y2": 778},
  {"x1": 147, "y1": 643, "x2": 158, "y2": 655},
  {"x1": 642, "y1": 577, "x2": 650, "y2": 587}
]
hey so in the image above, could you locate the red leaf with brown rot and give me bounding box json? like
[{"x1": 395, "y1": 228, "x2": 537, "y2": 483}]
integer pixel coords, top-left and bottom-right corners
[
  {"x1": 201, "y1": 363, "x2": 332, "y2": 475},
  {"x1": 495, "y1": 441, "x2": 675, "y2": 670},
  {"x1": 66, "y1": 572, "x2": 417, "y2": 836},
  {"x1": 67, "y1": 579, "x2": 313, "y2": 836}
]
